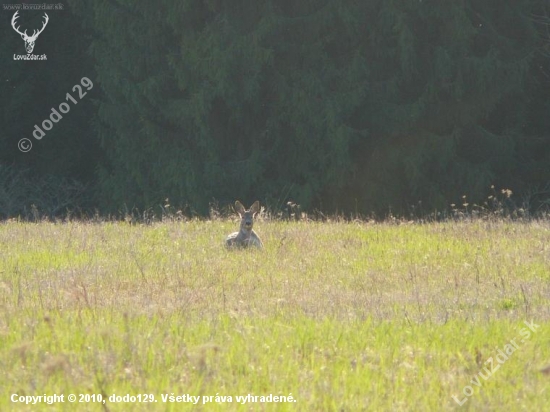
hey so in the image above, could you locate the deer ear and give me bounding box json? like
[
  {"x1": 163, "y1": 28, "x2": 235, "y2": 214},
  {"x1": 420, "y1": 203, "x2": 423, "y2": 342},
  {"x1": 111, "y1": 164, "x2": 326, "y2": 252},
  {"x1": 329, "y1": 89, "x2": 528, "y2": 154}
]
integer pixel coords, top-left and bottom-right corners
[
  {"x1": 250, "y1": 201, "x2": 260, "y2": 215},
  {"x1": 234, "y1": 201, "x2": 245, "y2": 216},
  {"x1": 20, "y1": 34, "x2": 25, "y2": 40}
]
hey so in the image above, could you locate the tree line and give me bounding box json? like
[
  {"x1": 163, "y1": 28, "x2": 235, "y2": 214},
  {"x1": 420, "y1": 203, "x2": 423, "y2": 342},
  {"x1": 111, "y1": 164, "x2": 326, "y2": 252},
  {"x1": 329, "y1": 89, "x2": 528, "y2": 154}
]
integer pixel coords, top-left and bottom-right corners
[{"x1": 1, "y1": 0, "x2": 549, "y2": 217}]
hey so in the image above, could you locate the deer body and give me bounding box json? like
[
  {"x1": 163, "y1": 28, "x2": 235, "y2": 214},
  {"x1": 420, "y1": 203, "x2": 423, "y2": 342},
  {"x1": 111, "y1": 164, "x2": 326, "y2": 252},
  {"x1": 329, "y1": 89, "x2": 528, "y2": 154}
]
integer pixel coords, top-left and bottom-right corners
[{"x1": 225, "y1": 201, "x2": 263, "y2": 249}]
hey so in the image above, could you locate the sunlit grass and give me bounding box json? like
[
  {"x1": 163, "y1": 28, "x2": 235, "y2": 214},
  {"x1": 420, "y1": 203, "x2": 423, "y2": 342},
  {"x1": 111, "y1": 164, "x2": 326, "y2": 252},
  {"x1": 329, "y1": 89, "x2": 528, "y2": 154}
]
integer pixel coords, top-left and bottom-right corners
[{"x1": 0, "y1": 219, "x2": 549, "y2": 411}]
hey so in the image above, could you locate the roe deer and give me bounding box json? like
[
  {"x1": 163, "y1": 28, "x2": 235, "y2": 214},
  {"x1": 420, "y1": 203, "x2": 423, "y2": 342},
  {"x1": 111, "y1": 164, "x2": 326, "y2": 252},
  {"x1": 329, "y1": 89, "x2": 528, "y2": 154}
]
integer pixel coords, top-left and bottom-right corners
[{"x1": 225, "y1": 201, "x2": 263, "y2": 249}]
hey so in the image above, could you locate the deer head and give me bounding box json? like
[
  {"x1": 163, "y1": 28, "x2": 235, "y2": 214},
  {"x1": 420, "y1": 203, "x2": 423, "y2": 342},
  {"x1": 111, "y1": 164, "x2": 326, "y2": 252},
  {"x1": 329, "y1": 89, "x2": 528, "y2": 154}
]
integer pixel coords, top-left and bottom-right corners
[
  {"x1": 235, "y1": 201, "x2": 260, "y2": 232},
  {"x1": 11, "y1": 11, "x2": 49, "y2": 54}
]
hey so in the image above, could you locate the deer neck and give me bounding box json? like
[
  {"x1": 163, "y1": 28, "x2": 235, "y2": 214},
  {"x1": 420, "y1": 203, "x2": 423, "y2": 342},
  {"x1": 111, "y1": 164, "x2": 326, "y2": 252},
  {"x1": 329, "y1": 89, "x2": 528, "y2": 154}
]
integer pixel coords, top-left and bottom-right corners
[{"x1": 240, "y1": 225, "x2": 253, "y2": 237}]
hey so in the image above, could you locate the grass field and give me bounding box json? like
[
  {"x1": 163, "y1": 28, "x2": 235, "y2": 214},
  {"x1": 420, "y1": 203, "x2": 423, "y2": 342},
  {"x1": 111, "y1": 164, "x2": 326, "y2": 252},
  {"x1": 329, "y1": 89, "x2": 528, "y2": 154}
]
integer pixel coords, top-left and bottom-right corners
[{"x1": 1, "y1": 218, "x2": 549, "y2": 411}]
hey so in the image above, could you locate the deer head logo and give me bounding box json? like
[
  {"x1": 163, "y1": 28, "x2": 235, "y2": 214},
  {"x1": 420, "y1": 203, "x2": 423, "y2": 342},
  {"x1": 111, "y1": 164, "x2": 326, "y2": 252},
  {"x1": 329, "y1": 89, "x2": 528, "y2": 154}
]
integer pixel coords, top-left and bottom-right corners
[{"x1": 11, "y1": 11, "x2": 49, "y2": 54}]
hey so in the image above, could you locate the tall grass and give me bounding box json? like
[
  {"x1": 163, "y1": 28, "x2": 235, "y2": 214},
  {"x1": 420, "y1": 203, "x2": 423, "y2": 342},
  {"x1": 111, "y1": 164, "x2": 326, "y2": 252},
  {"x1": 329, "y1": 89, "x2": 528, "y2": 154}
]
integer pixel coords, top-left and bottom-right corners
[{"x1": 1, "y1": 219, "x2": 549, "y2": 411}]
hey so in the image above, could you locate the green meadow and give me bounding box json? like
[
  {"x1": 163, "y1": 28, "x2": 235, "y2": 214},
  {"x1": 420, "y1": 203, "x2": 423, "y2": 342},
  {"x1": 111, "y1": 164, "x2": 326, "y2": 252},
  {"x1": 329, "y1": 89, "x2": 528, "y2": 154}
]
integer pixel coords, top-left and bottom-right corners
[{"x1": 0, "y1": 219, "x2": 549, "y2": 411}]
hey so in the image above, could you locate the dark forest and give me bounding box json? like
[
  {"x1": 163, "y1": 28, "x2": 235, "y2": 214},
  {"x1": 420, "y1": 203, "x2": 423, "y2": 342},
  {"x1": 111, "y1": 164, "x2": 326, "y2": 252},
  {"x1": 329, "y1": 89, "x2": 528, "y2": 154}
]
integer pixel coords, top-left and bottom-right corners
[{"x1": 2, "y1": 0, "x2": 550, "y2": 217}]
